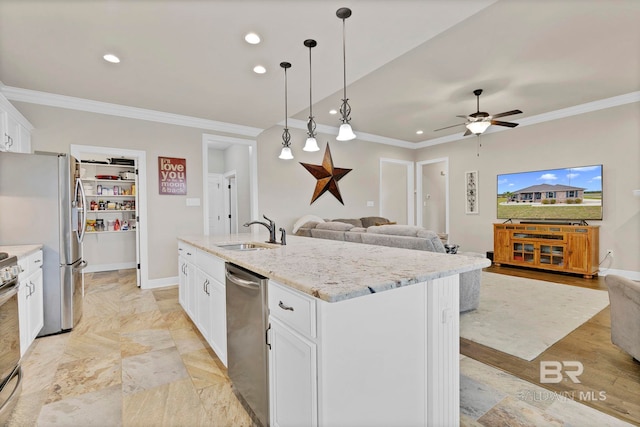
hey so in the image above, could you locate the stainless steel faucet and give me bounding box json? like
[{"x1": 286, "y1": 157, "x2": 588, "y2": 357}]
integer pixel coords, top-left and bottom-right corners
[{"x1": 243, "y1": 215, "x2": 277, "y2": 244}]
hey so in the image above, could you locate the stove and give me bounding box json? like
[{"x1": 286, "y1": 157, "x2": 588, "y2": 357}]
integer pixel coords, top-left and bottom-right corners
[{"x1": 0, "y1": 255, "x2": 20, "y2": 285}]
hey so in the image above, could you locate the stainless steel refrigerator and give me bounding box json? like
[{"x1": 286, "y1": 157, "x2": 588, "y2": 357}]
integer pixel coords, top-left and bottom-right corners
[{"x1": 0, "y1": 151, "x2": 87, "y2": 336}]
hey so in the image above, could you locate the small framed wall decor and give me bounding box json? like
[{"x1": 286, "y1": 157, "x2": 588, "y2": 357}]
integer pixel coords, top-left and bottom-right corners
[{"x1": 465, "y1": 170, "x2": 478, "y2": 214}]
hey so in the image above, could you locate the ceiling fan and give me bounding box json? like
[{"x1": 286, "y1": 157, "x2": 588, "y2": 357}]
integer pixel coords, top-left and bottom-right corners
[{"x1": 435, "y1": 89, "x2": 522, "y2": 136}]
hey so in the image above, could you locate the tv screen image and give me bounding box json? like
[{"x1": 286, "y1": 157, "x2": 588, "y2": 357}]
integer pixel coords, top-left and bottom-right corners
[{"x1": 497, "y1": 164, "x2": 603, "y2": 221}]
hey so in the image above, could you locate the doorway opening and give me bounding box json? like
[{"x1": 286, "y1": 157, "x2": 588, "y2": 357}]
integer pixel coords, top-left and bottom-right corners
[
  {"x1": 379, "y1": 158, "x2": 415, "y2": 225},
  {"x1": 416, "y1": 158, "x2": 449, "y2": 237},
  {"x1": 70, "y1": 144, "x2": 147, "y2": 288},
  {"x1": 202, "y1": 134, "x2": 258, "y2": 236}
]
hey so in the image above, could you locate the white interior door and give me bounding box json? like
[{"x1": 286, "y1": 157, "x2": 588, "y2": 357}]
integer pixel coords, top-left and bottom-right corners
[
  {"x1": 208, "y1": 173, "x2": 225, "y2": 235},
  {"x1": 224, "y1": 173, "x2": 238, "y2": 234}
]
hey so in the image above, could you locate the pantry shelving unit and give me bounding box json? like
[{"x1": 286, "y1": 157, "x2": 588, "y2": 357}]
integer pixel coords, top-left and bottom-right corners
[{"x1": 80, "y1": 160, "x2": 139, "y2": 273}]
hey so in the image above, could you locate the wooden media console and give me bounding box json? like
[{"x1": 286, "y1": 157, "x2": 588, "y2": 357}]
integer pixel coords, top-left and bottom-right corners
[{"x1": 493, "y1": 223, "x2": 599, "y2": 278}]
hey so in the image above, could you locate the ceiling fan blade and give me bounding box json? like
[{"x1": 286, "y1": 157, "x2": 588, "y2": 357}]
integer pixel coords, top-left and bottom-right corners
[
  {"x1": 434, "y1": 123, "x2": 466, "y2": 131},
  {"x1": 455, "y1": 115, "x2": 468, "y2": 119},
  {"x1": 463, "y1": 129, "x2": 472, "y2": 136},
  {"x1": 491, "y1": 120, "x2": 519, "y2": 128},
  {"x1": 491, "y1": 109, "x2": 522, "y2": 119}
]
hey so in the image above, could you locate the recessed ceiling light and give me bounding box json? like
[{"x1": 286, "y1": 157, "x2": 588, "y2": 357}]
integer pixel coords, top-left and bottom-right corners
[
  {"x1": 245, "y1": 32, "x2": 261, "y2": 44},
  {"x1": 329, "y1": 109, "x2": 338, "y2": 115},
  {"x1": 416, "y1": 130, "x2": 424, "y2": 135},
  {"x1": 103, "y1": 53, "x2": 120, "y2": 63},
  {"x1": 253, "y1": 65, "x2": 266, "y2": 74}
]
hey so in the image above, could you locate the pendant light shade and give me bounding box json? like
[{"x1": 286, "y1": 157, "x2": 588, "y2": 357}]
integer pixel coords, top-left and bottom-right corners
[
  {"x1": 336, "y1": 7, "x2": 356, "y2": 141},
  {"x1": 303, "y1": 39, "x2": 320, "y2": 152},
  {"x1": 278, "y1": 61, "x2": 293, "y2": 160}
]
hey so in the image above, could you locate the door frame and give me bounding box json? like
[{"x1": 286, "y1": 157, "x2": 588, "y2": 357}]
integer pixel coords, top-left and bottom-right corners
[
  {"x1": 201, "y1": 133, "x2": 258, "y2": 235},
  {"x1": 70, "y1": 144, "x2": 147, "y2": 288},
  {"x1": 416, "y1": 157, "x2": 449, "y2": 236}
]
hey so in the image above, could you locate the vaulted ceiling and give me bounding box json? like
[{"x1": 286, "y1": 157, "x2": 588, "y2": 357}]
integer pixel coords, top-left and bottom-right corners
[{"x1": 1, "y1": 0, "x2": 639, "y2": 145}]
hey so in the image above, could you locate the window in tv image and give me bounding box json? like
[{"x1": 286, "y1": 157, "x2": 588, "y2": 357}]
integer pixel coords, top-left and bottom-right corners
[{"x1": 497, "y1": 165, "x2": 603, "y2": 220}]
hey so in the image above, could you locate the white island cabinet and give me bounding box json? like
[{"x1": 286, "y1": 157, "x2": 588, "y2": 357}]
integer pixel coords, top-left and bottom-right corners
[
  {"x1": 269, "y1": 274, "x2": 459, "y2": 427},
  {"x1": 178, "y1": 234, "x2": 490, "y2": 427},
  {"x1": 178, "y1": 241, "x2": 227, "y2": 366}
]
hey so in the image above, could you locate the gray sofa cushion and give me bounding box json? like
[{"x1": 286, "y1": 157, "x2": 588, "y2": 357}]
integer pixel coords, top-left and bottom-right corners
[
  {"x1": 367, "y1": 225, "x2": 423, "y2": 237},
  {"x1": 361, "y1": 233, "x2": 435, "y2": 251},
  {"x1": 315, "y1": 221, "x2": 354, "y2": 231},
  {"x1": 416, "y1": 230, "x2": 447, "y2": 253},
  {"x1": 332, "y1": 218, "x2": 363, "y2": 228},
  {"x1": 360, "y1": 216, "x2": 391, "y2": 228},
  {"x1": 311, "y1": 228, "x2": 346, "y2": 241}
]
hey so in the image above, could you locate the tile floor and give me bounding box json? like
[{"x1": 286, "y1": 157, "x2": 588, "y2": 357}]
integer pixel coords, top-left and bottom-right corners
[{"x1": 6, "y1": 269, "x2": 633, "y2": 426}]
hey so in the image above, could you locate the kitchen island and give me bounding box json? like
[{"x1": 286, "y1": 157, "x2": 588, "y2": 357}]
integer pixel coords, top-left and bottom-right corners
[{"x1": 179, "y1": 233, "x2": 490, "y2": 427}]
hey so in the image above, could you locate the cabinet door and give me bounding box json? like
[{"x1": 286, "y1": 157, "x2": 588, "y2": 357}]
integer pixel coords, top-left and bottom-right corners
[
  {"x1": 269, "y1": 318, "x2": 317, "y2": 427},
  {"x1": 566, "y1": 233, "x2": 589, "y2": 273},
  {"x1": 178, "y1": 257, "x2": 188, "y2": 309},
  {"x1": 195, "y1": 269, "x2": 212, "y2": 341},
  {"x1": 493, "y1": 228, "x2": 510, "y2": 262},
  {"x1": 185, "y1": 262, "x2": 197, "y2": 319},
  {"x1": 2, "y1": 111, "x2": 19, "y2": 152},
  {"x1": 27, "y1": 268, "x2": 44, "y2": 342},
  {"x1": 18, "y1": 279, "x2": 29, "y2": 357},
  {"x1": 208, "y1": 277, "x2": 227, "y2": 366}
]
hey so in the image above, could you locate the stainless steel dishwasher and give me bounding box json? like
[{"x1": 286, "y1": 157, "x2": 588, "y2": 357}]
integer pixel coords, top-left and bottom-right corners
[{"x1": 225, "y1": 263, "x2": 269, "y2": 427}]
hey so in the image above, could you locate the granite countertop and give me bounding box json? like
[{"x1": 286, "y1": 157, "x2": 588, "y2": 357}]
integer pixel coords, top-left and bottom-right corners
[
  {"x1": 179, "y1": 233, "x2": 490, "y2": 303},
  {"x1": 0, "y1": 244, "x2": 43, "y2": 259}
]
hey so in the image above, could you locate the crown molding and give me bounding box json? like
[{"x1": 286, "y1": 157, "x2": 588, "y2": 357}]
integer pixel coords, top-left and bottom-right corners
[
  {"x1": 0, "y1": 85, "x2": 263, "y2": 138},
  {"x1": 3, "y1": 83, "x2": 637, "y2": 149},
  {"x1": 414, "y1": 91, "x2": 640, "y2": 149}
]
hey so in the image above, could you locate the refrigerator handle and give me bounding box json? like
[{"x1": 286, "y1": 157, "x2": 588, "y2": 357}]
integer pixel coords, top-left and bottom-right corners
[{"x1": 76, "y1": 178, "x2": 88, "y2": 243}]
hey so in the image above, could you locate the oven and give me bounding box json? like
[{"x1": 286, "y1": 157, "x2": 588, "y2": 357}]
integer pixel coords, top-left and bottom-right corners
[{"x1": 0, "y1": 254, "x2": 22, "y2": 424}]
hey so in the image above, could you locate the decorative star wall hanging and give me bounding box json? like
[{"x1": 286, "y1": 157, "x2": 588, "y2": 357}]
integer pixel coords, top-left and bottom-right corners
[{"x1": 300, "y1": 143, "x2": 352, "y2": 205}]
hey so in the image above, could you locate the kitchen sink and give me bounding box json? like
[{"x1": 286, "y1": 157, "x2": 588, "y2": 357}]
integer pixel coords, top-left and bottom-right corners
[{"x1": 217, "y1": 242, "x2": 276, "y2": 251}]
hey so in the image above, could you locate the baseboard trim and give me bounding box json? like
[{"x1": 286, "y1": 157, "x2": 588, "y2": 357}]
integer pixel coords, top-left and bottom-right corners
[
  {"x1": 142, "y1": 275, "x2": 179, "y2": 290},
  {"x1": 598, "y1": 268, "x2": 640, "y2": 281},
  {"x1": 84, "y1": 262, "x2": 136, "y2": 273}
]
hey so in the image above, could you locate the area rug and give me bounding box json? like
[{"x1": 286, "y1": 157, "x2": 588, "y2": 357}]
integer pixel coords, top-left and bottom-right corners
[{"x1": 460, "y1": 272, "x2": 610, "y2": 361}]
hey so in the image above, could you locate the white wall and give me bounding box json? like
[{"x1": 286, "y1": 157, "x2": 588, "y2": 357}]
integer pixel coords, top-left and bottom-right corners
[
  {"x1": 16, "y1": 102, "x2": 206, "y2": 282},
  {"x1": 11, "y1": 98, "x2": 640, "y2": 281},
  {"x1": 415, "y1": 102, "x2": 640, "y2": 274},
  {"x1": 256, "y1": 125, "x2": 415, "y2": 230}
]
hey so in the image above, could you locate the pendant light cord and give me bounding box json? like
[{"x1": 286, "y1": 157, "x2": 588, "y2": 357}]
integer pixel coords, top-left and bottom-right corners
[
  {"x1": 309, "y1": 46, "x2": 313, "y2": 118},
  {"x1": 342, "y1": 17, "x2": 347, "y2": 102},
  {"x1": 284, "y1": 67, "x2": 288, "y2": 129}
]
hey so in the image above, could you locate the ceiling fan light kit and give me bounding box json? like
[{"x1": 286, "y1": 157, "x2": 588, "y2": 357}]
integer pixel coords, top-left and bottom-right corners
[{"x1": 435, "y1": 88, "x2": 522, "y2": 137}]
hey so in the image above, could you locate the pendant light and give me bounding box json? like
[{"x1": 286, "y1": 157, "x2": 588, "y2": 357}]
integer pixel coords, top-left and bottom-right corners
[
  {"x1": 303, "y1": 39, "x2": 320, "y2": 152},
  {"x1": 336, "y1": 7, "x2": 356, "y2": 141},
  {"x1": 278, "y1": 61, "x2": 294, "y2": 160}
]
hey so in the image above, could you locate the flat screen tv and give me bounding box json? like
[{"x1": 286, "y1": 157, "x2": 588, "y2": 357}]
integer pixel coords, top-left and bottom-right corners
[{"x1": 497, "y1": 164, "x2": 603, "y2": 221}]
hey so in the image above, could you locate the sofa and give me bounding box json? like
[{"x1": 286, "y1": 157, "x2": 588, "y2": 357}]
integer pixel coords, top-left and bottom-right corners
[
  {"x1": 605, "y1": 275, "x2": 640, "y2": 361},
  {"x1": 294, "y1": 217, "x2": 483, "y2": 312}
]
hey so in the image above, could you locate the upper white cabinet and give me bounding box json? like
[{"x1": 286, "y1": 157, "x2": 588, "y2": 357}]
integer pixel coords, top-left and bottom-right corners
[{"x1": 0, "y1": 92, "x2": 33, "y2": 153}]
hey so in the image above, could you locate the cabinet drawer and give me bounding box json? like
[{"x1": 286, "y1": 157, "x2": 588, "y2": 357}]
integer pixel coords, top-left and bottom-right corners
[
  {"x1": 29, "y1": 250, "x2": 43, "y2": 272},
  {"x1": 196, "y1": 250, "x2": 225, "y2": 282},
  {"x1": 178, "y1": 242, "x2": 196, "y2": 262},
  {"x1": 269, "y1": 280, "x2": 316, "y2": 338}
]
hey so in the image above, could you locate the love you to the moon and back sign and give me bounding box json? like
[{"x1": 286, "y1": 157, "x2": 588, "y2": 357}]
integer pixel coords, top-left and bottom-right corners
[{"x1": 158, "y1": 156, "x2": 187, "y2": 195}]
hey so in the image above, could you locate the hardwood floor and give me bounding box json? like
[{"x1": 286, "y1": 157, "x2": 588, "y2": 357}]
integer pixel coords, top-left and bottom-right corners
[{"x1": 462, "y1": 265, "x2": 640, "y2": 426}]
